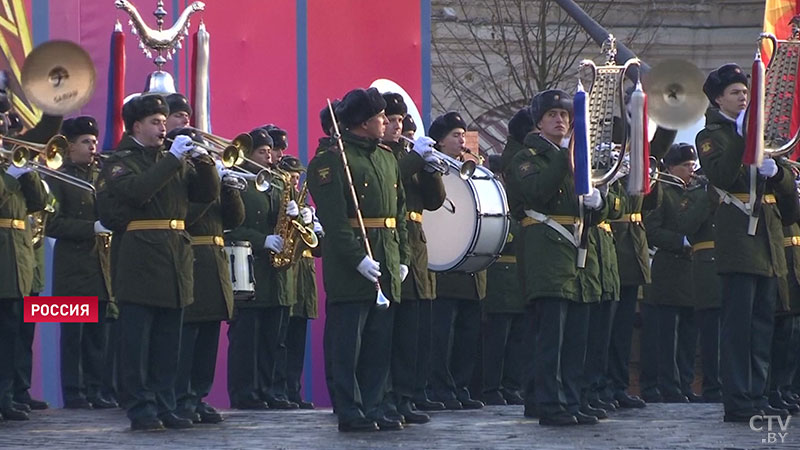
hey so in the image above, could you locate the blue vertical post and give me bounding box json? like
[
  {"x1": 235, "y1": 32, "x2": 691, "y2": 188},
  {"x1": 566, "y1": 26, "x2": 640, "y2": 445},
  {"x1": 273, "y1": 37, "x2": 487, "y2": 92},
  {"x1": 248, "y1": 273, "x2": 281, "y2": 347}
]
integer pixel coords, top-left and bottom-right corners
[{"x1": 421, "y1": 0, "x2": 432, "y2": 130}]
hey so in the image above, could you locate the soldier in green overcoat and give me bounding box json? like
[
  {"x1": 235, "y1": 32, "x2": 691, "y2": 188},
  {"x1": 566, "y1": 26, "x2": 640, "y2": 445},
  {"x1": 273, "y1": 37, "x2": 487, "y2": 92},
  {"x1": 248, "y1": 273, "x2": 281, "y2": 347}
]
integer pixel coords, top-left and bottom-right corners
[
  {"x1": 101, "y1": 94, "x2": 219, "y2": 430},
  {"x1": 378, "y1": 93, "x2": 444, "y2": 424},
  {"x1": 642, "y1": 143, "x2": 701, "y2": 404},
  {"x1": 696, "y1": 63, "x2": 796, "y2": 422},
  {"x1": 225, "y1": 128, "x2": 301, "y2": 410},
  {"x1": 170, "y1": 127, "x2": 245, "y2": 424},
  {"x1": 604, "y1": 121, "x2": 675, "y2": 409},
  {"x1": 307, "y1": 88, "x2": 409, "y2": 432},
  {"x1": 481, "y1": 157, "x2": 527, "y2": 407},
  {"x1": 277, "y1": 155, "x2": 321, "y2": 410},
  {"x1": 505, "y1": 90, "x2": 608, "y2": 426},
  {"x1": 47, "y1": 116, "x2": 116, "y2": 410},
  {"x1": 581, "y1": 182, "x2": 622, "y2": 416},
  {"x1": 0, "y1": 111, "x2": 50, "y2": 420},
  {"x1": 424, "y1": 112, "x2": 487, "y2": 411},
  {"x1": 10, "y1": 113, "x2": 63, "y2": 413}
]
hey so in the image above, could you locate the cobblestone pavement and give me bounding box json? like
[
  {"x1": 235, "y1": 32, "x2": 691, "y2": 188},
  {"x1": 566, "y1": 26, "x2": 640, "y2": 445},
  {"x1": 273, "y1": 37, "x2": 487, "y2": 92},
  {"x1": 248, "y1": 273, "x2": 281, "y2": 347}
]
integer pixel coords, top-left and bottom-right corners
[{"x1": 0, "y1": 404, "x2": 797, "y2": 449}]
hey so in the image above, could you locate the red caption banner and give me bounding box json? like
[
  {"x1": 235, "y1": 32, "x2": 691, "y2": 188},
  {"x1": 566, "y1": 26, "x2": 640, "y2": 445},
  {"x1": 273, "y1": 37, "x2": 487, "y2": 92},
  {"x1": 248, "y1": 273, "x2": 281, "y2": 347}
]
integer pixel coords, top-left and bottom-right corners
[{"x1": 24, "y1": 297, "x2": 99, "y2": 323}]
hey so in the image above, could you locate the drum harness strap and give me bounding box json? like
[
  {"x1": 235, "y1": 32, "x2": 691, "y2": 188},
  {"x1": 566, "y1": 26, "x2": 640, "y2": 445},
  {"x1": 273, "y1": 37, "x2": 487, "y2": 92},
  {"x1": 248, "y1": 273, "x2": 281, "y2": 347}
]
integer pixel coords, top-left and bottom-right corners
[
  {"x1": 712, "y1": 187, "x2": 776, "y2": 236},
  {"x1": 523, "y1": 209, "x2": 581, "y2": 248}
]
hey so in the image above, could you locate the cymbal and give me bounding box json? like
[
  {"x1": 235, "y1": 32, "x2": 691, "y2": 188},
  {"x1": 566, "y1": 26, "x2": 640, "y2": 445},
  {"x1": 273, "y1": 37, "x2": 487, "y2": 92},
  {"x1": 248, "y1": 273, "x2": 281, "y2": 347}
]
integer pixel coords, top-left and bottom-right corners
[
  {"x1": 642, "y1": 59, "x2": 708, "y2": 130},
  {"x1": 20, "y1": 40, "x2": 96, "y2": 115}
]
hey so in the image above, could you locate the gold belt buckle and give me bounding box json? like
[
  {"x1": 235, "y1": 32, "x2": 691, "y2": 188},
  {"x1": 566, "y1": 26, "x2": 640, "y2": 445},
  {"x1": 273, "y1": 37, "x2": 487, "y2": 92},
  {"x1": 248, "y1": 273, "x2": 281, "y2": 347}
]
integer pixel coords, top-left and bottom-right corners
[
  {"x1": 384, "y1": 218, "x2": 393, "y2": 228},
  {"x1": 169, "y1": 219, "x2": 178, "y2": 230},
  {"x1": 793, "y1": 236, "x2": 800, "y2": 246},
  {"x1": 214, "y1": 236, "x2": 224, "y2": 246}
]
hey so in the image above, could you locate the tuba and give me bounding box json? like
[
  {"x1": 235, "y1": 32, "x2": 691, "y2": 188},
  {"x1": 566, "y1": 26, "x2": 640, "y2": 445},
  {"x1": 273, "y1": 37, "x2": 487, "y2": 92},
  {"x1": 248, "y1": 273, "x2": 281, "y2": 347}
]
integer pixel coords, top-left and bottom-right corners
[
  {"x1": 579, "y1": 35, "x2": 641, "y2": 185},
  {"x1": 758, "y1": 16, "x2": 800, "y2": 157}
]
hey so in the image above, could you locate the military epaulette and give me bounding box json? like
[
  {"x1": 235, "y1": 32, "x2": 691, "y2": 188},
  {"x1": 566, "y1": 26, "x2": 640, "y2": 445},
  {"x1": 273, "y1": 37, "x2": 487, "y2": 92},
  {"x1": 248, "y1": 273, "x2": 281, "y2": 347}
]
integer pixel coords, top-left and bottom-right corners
[
  {"x1": 527, "y1": 148, "x2": 537, "y2": 156},
  {"x1": 706, "y1": 123, "x2": 722, "y2": 131},
  {"x1": 378, "y1": 143, "x2": 393, "y2": 152}
]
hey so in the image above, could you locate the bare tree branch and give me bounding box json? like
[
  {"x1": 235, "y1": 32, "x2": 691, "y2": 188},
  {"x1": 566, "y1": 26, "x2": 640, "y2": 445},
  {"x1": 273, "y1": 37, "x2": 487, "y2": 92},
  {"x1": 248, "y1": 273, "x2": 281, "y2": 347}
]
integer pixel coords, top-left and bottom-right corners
[{"x1": 431, "y1": 0, "x2": 660, "y2": 155}]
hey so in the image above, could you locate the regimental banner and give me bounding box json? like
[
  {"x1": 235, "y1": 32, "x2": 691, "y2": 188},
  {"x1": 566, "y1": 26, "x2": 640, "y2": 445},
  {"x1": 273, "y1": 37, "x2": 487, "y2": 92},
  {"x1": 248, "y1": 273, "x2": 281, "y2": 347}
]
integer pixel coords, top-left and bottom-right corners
[{"x1": 12, "y1": 0, "x2": 427, "y2": 409}]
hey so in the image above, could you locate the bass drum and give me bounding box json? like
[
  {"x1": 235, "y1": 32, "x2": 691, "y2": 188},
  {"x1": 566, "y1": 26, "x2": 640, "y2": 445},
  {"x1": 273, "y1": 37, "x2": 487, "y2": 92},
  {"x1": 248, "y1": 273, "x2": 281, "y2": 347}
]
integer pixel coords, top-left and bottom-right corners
[
  {"x1": 422, "y1": 162, "x2": 509, "y2": 272},
  {"x1": 224, "y1": 241, "x2": 256, "y2": 301}
]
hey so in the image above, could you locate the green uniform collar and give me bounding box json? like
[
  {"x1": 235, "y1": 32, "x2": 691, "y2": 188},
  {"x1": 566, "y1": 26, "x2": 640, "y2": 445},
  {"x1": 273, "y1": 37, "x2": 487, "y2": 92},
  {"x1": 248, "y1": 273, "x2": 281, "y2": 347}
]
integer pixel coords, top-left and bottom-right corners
[
  {"x1": 522, "y1": 133, "x2": 562, "y2": 153},
  {"x1": 705, "y1": 108, "x2": 736, "y2": 128},
  {"x1": 342, "y1": 130, "x2": 380, "y2": 152}
]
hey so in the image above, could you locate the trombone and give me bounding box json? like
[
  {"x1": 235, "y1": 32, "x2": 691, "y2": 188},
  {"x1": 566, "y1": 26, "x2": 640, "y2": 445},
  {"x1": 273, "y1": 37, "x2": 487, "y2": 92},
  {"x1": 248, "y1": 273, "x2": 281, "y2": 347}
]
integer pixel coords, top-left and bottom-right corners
[
  {"x1": 398, "y1": 135, "x2": 479, "y2": 180},
  {"x1": 616, "y1": 154, "x2": 688, "y2": 189},
  {"x1": 2, "y1": 134, "x2": 69, "y2": 169},
  {"x1": 29, "y1": 160, "x2": 97, "y2": 193}
]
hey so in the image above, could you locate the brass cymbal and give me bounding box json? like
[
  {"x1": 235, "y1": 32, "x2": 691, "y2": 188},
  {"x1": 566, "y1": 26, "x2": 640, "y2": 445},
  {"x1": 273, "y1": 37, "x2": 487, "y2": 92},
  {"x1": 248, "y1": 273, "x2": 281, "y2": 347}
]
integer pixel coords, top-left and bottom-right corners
[
  {"x1": 20, "y1": 40, "x2": 96, "y2": 115},
  {"x1": 642, "y1": 59, "x2": 708, "y2": 130}
]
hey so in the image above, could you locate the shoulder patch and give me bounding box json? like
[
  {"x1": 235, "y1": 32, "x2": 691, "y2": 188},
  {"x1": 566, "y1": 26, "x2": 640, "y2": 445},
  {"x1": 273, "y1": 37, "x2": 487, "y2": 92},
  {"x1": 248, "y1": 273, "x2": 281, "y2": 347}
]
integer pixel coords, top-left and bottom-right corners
[
  {"x1": 699, "y1": 139, "x2": 714, "y2": 155},
  {"x1": 110, "y1": 164, "x2": 129, "y2": 178},
  {"x1": 317, "y1": 166, "x2": 332, "y2": 185},
  {"x1": 527, "y1": 148, "x2": 537, "y2": 156},
  {"x1": 518, "y1": 161, "x2": 536, "y2": 178}
]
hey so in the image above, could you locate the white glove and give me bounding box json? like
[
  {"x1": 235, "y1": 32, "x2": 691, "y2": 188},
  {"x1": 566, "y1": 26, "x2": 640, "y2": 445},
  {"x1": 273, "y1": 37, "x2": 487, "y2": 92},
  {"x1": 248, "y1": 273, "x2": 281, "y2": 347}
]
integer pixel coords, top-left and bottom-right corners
[
  {"x1": 190, "y1": 147, "x2": 209, "y2": 159},
  {"x1": 299, "y1": 207, "x2": 313, "y2": 225},
  {"x1": 313, "y1": 219, "x2": 324, "y2": 235},
  {"x1": 94, "y1": 220, "x2": 112, "y2": 234},
  {"x1": 286, "y1": 200, "x2": 299, "y2": 217},
  {"x1": 422, "y1": 154, "x2": 443, "y2": 173},
  {"x1": 758, "y1": 158, "x2": 778, "y2": 178},
  {"x1": 168, "y1": 135, "x2": 195, "y2": 160},
  {"x1": 582, "y1": 187, "x2": 603, "y2": 210},
  {"x1": 214, "y1": 160, "x2": 227, "y2": 179},
  {"x1": 399, "y1": 264, "x2": 409, "y2": 282},
  {"x1": 683, "y1": 236, "x2": 691, "y2": 248},
  {"x1": 412, "y1": 136, "x2": 436, "y2": 157},
  {"x1": 356, "y1": 255, "x2": 381, "y2": 283},
  {"x1": 5, "y1": 165, "x2": 32, "y2": 179},
  {"x1": 264, "y1": 234, "x2": 284, "y2": 252}
]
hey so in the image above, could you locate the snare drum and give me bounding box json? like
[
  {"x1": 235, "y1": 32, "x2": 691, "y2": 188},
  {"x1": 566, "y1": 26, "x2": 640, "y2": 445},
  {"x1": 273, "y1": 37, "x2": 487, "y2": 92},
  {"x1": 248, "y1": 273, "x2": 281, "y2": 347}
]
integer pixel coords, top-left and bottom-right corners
[
  {"x1": 422, "y1": 162, "x2": 510, "y2": 272},
  {"x1": 224, "y1": 241, "x2": 256, "y2": 301}
]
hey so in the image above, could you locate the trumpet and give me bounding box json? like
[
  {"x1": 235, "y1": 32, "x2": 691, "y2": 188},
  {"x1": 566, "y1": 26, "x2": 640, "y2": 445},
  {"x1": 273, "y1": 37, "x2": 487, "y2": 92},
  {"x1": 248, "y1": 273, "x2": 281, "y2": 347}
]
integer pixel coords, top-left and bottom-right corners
[
  {"x1": 2, "y1": 134, "x2": 69, "y2": 169},
  {"x1": 229, "y1": 167, "x2": 270, "y2": 192},
  {"x1": 164, "y1": 135, "x2": 241, "y2": 168},
  {"x1": 398, "y1": 135, "x2": 478, "y2": 180}
]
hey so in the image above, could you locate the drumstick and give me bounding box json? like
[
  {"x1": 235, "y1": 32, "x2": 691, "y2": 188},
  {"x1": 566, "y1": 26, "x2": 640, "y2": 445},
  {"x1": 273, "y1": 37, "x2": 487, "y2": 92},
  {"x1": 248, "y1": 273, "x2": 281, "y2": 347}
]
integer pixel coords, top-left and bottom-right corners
[{"x1": 326, "y1": 99, "x2": 391, "y2": 310}]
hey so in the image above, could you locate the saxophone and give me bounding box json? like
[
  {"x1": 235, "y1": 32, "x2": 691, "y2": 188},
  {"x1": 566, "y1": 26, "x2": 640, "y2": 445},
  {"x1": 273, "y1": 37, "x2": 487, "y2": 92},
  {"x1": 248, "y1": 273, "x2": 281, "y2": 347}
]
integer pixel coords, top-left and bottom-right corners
[{"x1": 270, "y1": 180, "x2": 319, "y2": 269}]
